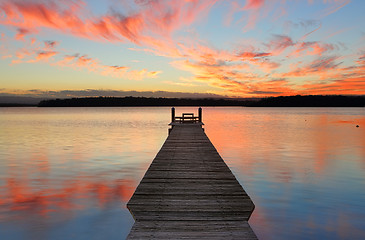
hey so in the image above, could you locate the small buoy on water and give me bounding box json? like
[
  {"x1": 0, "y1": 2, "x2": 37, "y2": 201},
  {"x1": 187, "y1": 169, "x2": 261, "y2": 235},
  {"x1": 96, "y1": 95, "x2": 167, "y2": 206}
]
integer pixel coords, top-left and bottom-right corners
[{"x1": 356, "y1": 125, "x2": 359, "y2": 128}]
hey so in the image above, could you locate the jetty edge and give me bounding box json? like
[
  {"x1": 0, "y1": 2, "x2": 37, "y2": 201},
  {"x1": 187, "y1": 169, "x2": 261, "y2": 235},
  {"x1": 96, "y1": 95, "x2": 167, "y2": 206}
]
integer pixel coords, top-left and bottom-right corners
[{"x1": 126, "y1": 107, "x2": 257, "y2": 239}]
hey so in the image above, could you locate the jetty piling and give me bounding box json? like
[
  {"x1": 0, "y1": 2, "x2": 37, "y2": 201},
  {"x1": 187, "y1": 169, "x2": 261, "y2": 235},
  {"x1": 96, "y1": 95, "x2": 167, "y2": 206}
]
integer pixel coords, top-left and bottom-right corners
[
  {"x1": 126, "y1": 107, "x2": 257, "y2": 239},
  {"x1": 171, "y1": 107, "x2": 175, "y2": 123}
]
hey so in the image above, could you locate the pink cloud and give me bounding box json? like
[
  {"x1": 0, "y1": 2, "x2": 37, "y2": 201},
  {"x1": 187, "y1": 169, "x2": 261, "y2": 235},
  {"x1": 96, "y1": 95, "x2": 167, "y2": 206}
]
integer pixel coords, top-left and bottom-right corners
[
  {"x1": 301, "y1": 77, "x2": 365, "y2": 95},
  {"x1": 163, "y1": 40, "x2": 291, "y2": 95},
  {"x1": 5, "y1": 36, "x2": 161, "y2": 80},
  {"x1": 11, "y1": 43, "x2": 58, "y2": 64},
  {"x1": 15, "y1": 27, "x2": 32, "y2": 40},
  {"x1": 227, "y1": 0, "x2": 285, "y2": 32},
  {"x1": 34, "y1": 50, "x2": 57, "y2": 61},
  {"x1": 244, "y1": 0, "x2": 265, "y2": 10},
  {"x1": 320, "y1": 0, "x2": 351, "y2": 17},
  {"x1": 56, "y1": 53, "x2": 161, "y2": 80},
  {"x1": 14, "y1": 47, "x2": 32, "y2": 60},
  {"x1": 44, "y1": 40, "x2": 58, "y2": 49},
  {"x1": 290, "y1": 41, "x2": 339, "y2": 57},
  {"x1": 170, "y1": 55, "x2": 266, "y2": 95},
  {"x1": 251, "y1": 59, "x2": 280, "y2": 72},
  {"x1": 307, "y1": 42, "x2": 337, "y2": 56},
  {"x1": 236, "y1": 51, "x2": 272, "y2": 59},
  {"x1": 280, "y1": 56, "x2": 342, "y2": 79},
  {"x1": 229, "y1": 79, "x2": 299, "y2": 96},
  {"x1": 0, "y1": 0, "x2": 217, "y2": 45},
  {"x1": 266, "y1": 35, "x2": 295, "y2": 56}
]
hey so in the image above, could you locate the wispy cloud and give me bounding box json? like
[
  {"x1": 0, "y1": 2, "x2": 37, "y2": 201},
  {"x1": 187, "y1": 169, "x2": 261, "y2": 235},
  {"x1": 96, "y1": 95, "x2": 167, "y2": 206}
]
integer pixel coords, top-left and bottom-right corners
[
  {"x1": 279, "y1": 56, "x2": 342, "y2": 78},
  {"x1": 266, "y1": 34, "x2": 295, "y2": 56},
  {"x1": 55, "y1": 53, "x2": 161, "y2": 80},
  {"x1": 244, "y1": 0, "x2": 265, "y2": 9},
  {"x1": 34, "y1": 50, "x2": 58, "y2": 62},
  {"x1": 44, "y1": 40, "x2": 58, "y2": 49},
  {"x1": 302, "y1": 77, "x2": 365, "y2": 95},
  {"x1": 226, "y1": 0, "x2": 267, "y2": 31},
  {"x1": 7, "y1": 38, "x2": 161, "y2": 80},
  {"x1": 320, "y1": 0, "x2": 351, "y2": 17},
  {"x1": 290, "y1": 41, "x2": 338, "y2": 57},
  {"x1": 0, "y1": 0, "x2": 217, "y2": 44}
]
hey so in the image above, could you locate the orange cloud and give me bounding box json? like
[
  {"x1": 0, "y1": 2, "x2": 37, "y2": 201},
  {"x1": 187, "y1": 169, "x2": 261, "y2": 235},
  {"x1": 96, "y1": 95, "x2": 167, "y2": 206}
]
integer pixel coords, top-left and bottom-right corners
[
  {"x1": 356, "y1": 53, "x2": 365, "y2": 65},
  {"x1": 0, "y1": 1, "x2": 86, "y2": 37},
  {"x1": 15, "y1": 27, "x2": 32, "y2": 40},
  {"x1": 302, "y1": 77, "x2": 365, "y2": 95},
  {"x1": 6, "y1": 37, "x2": 161, "y2": 80},
  {"x1": 279, "y1": 53, "x2": 365, "y2": 95},
  {"x1": 237, "y1": 51, "x2": 271, "y2": 59},
  {"x1": 251, "y1": 59, "x2": 280, "y2": 73},
  {"x1": 11, "y1": 42, "x2": 58, "y2": 63},
  {"x1": 227, "y1": 79, "x2": 299, "y2": 96},
  {"x1": 280, "y1": 56, "x2": 342, "y2": 79},
  {"x1": 56, "y1": 53, "x2": 161, "y2": 80},
  {"x1": 14, "y1": 47, "x2": 32, "y2": 60},
  {"x1": 34, "y1": 50, "x2": 58, "y2": 61},
  {"x1": 167, "y1": 40, "x2": 287, "y2": 95},
  {"x1": 169, "y1": 39, "x2": 364, "y2": 96},
  {"x1": 290, "y1": 41, "x2": 339, "y2": 57},
  {"x1": 44, "y1": 40, "x2": 58, "y2": 49},
  {"x1": 171, "y1": 57, "x2": 264, "y2": 95}
]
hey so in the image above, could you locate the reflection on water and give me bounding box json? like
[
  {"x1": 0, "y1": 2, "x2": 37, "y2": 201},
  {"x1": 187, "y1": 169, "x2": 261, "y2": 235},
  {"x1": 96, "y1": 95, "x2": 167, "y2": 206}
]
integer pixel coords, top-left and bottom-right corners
[
  {"x1": 0, "y1": 107, "x2": 169, "y2": 240},
  {"x1": 1, "y1": 107, "x2": 365, "y2": 239},
  {"x1": 203, "y1": 107, "x2": 365, "y2": 240}
]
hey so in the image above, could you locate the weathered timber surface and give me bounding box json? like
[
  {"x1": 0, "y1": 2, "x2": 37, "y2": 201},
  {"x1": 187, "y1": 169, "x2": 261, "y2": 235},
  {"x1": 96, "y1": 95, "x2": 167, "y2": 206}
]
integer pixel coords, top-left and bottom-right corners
[{"x1": 127, "y1": 124, "x2": 257, "y2": 239}]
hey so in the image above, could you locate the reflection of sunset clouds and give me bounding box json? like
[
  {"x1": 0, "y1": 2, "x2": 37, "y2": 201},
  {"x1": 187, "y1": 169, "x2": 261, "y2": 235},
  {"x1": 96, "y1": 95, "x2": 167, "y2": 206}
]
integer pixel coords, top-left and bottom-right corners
[
  {"x1": 334, "y1": 117, "x2": 365, "y2": 126},
  {"x1": 1, "y1": 107, "x2": 364, "y2": 239},
  {"x1": 202, "y1": 107, "x2": 365, "y2": 239},
  {"x1": 204, "y1": 108, "x2": 365, "y2": 182},
  {"x1": 30, "y1": 149, "x2": 49, "y2": 173},
  {"x1": 0, "y1": 108, "x2": 167, "y2": 226},
  {"x1": 1, "y1": 176, "x2": 136, "y2": 219}
]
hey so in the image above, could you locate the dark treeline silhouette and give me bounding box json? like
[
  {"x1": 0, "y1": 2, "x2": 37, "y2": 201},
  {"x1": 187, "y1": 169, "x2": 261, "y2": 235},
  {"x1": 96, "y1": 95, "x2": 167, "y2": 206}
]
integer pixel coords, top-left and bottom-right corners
[
  {"x1": 0, "y1": 103, "x2": 37, "y2": 107},
  {"x1": 250, "y1": 95, "x2": 365, "y2": 107},
  {"x1": 37, "y1": 95, "x2": 365, "y2": 107},
  {"x1": 38, "y1": 96, "x2": 251, "y2": 107}
]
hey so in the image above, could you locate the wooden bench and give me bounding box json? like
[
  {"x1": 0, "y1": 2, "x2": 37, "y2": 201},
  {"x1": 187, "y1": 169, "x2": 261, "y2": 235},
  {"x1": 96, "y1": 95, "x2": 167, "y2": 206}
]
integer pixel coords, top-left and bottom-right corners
[{"x1": 174, "y1": 113, "x2": 199, "y2": 123}]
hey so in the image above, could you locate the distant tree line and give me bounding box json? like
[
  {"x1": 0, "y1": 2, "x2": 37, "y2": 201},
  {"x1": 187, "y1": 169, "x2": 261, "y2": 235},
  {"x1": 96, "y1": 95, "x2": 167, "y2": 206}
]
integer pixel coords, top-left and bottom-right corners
[
  {"x1": 0, "y1": 103, "x2": 37, "y2": 107},
  {"x1": 249, "y1": 95, "x2": 365, "y2": 107},
  {"x1": 37, "y1": 95, "x2": 365, "y2": 107},
  {"x1": 38, "y1": 96, "x2": 250, "y2": 107}
]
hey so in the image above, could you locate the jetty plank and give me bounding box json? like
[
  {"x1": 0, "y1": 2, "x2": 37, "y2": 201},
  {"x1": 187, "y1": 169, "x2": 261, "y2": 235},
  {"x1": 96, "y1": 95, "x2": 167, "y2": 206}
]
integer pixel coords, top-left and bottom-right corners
[
  {"x1": 127, "y1": 124, "x2": 257, "y2": 239},
  {"x1": 128, "y1": 221, "x2": 257, "y2": 240}
]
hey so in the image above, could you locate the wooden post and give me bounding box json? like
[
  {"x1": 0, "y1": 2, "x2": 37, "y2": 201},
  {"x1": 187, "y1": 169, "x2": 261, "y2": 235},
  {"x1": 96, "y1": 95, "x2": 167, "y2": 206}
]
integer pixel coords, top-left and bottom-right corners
[
  {"x1": 171, "y1": 107, "x2": 175, "y2": 123},
  {"x1": 198, "y1": 107, "x2": 202, "y2": 123}
]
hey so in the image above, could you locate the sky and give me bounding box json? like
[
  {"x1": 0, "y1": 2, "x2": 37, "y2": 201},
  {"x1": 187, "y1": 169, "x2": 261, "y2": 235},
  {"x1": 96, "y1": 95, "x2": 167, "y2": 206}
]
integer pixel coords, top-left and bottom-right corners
[{"x1": 0, "y1": 0, "x2": 364, "y2": 98}]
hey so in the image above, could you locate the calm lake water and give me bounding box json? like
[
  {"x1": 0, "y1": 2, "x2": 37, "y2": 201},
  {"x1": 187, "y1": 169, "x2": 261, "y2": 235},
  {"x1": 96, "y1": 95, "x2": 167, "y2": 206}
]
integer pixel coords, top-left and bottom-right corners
[{"x1": 0, "y1": 107, "x2": 365, "y2": 240}]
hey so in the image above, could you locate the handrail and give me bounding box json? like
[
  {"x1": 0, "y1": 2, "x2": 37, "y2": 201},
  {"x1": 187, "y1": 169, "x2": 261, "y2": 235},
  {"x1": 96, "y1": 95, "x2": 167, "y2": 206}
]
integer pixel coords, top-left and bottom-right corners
[{"x1": 175, "y1": 116, "x2": 199, "y2": 123}]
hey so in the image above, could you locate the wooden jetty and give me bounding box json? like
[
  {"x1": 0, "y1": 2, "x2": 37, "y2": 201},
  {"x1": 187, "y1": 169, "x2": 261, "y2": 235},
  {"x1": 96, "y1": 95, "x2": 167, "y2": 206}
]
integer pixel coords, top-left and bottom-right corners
[{"x1": 127, "y1": 108, "x2": 257, "y2": 239}]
